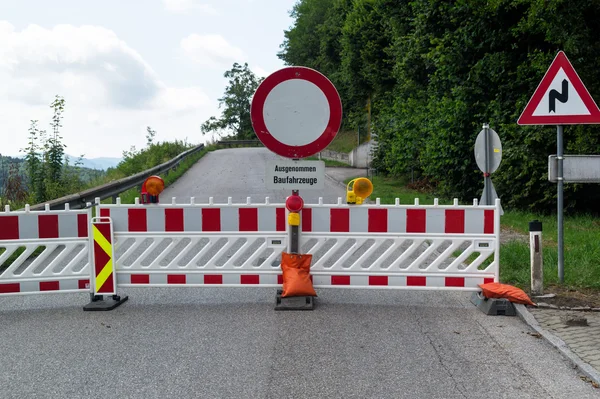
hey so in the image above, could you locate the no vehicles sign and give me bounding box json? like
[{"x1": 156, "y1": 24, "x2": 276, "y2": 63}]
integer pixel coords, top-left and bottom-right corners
[{"x1": 266, "y1": 160, "x2": 325, "y2": 190}]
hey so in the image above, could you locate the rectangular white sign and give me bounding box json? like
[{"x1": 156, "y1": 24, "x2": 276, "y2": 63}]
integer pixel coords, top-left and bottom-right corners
[
  {"x1": 266, "y1": 160, "x2": 325, "y2": 190},
  {"x1": 548, "y1": 155, "x2": 600, "y2": 183}
]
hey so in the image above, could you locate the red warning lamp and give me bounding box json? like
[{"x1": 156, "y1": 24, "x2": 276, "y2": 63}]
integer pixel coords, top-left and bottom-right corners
[
  {"x1": 141, "y1": 175, "x2": 164, "y2": 204},
  {"x1": 285, "y1": 193, "x2": 304, "y2": 213}
]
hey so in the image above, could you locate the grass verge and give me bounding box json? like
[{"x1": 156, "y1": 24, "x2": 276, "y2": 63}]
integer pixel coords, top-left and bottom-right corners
[
  {"x1": 327, "y1": 130, "x2": 359, "y2": 153},
  {"x1": 306, "y1": 156, "x2": 350, "y2": 167},
  {"x1": 342, "y1": 173, "x2": 600, "y2": 291}
]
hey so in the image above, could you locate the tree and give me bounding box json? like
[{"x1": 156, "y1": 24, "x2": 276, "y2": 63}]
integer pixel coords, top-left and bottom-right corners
[
  {"x1": 47, "y1": 95, "x2": 66, "y2": 183},
  {"x1": 21, "y1": 120, "x2": 45, "y2": 203},
  {"x1": 146, "y1": 126, "x2": 156, "y2": 147},
  {"x1": 201, "y1": 63, "x2": 263, "y2": 140},
  {"x1": 3, "y1": 163, "x2": 27, "y2": 205}
]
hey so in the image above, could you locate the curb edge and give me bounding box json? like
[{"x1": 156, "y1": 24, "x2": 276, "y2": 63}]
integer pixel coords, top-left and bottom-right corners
[{"x1": 514, "y1": 303, "x2": 600, "y2": 385}]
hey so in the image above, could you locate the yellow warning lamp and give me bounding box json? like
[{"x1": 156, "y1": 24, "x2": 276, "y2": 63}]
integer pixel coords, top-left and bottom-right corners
[
  {"x1": 346, "y1": 177, "x2": 373, "y2": 205},
  {"x1": 141, "y1": 175, "x2": 164, "y2": 204}
]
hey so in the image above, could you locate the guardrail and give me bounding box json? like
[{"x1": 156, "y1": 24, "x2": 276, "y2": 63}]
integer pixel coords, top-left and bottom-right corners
[
  {"x1": 25, "y1": 144, "x2": 205, "y2": 211},
  {"x1": 217, "y1": 140, "x2": 263, "y2": 147}
]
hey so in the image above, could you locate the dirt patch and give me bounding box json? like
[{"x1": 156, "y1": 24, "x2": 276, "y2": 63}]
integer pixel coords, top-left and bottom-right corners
[
  {"x1": 500, "y1": 226, "x2": 528, "y2": 245},
  {"x1": 526, "y1": 285, "x2": 600, "y2": 309}
]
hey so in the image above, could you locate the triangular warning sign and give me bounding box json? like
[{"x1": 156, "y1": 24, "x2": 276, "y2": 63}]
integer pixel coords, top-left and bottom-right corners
[{"x1": 517, "y1": 51, "x2": 600, "y2": 125}]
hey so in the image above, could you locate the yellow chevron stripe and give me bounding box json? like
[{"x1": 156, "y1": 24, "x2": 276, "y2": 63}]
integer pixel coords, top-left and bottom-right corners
[
  {"x1": 96, "y1": 258, "x2": 113, "y2": 292},
  {"x1": 93, "y1": 225, "x2": 113, "y2": 292},
  {"x1": 93, "y1": 225, "x2": 112, "y2": 258}
]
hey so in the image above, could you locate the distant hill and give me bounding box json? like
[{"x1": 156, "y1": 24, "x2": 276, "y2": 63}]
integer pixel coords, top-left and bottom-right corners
[
  {"x1": 0, "y1": 155, "x2": 108, "y2": 191},
  {"x1": 65, "y1": 155, "x2": 122, "y2": 170}
]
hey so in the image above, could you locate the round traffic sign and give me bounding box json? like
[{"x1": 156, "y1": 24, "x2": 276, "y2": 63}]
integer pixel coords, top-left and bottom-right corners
[
  {"x1": 474, "y1": 127, "x2": 502, "y2": 173},
  {"x1": 250, "y1": 66, "x2": 342, "y2": 158}
]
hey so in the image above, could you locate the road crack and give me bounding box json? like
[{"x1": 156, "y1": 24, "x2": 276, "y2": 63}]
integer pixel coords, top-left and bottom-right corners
[{"x1": 411, "y1": 308, "x2": 468, "y2": 398}]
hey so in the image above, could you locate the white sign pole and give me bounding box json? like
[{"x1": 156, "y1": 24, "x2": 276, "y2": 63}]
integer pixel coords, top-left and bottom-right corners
[{"x1": 557, "y1": 125, "x2": 564, "y2": 283}]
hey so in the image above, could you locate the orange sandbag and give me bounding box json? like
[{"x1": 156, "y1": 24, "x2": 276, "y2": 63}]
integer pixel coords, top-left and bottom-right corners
[
  {"x1": 478, "y1": 282, "x2": 536, "y2": 306},
  {"x1": 280, "y1": 252, "x2": 317, "y2": 297}
]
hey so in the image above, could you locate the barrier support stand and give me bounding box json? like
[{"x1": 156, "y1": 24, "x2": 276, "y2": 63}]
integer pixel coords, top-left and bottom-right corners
[
  {"x1": 275, "y1": 189, "x2": 314, "y2": 311},
  {"x1": 83, "y1": 216, "x2": 128, "y2": 311}
]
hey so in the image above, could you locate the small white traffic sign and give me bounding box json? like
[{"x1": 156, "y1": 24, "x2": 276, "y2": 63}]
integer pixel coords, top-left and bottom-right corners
[
  {"x1": 251, "y1": 66, "x2": 342, "y2": 158},
  {"x1": 474, "y1": 127, "x2": 502, "y2": 173},
  {"x1": 518, "y1": 51, "x2": 600, "y2": 125},
  {"x1": 266, "y1": 160, "x2": 325, "y2": 190}
]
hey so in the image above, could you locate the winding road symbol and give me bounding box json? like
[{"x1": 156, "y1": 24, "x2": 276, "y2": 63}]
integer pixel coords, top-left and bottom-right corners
[{"x1": 549, "y1": 79, "x2": 569, "y2": 113}]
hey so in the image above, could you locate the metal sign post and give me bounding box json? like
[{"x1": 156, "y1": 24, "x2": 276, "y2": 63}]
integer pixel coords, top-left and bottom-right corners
[
  {"x1": 474, "y1": 123, "x2": 502, "y2": 213},
  {"x1": 556, "y1": 125, "x2": 564, "y2": 283},
  {"x1": 517, "y1": 51, "x2": 600, "y2": 284}
]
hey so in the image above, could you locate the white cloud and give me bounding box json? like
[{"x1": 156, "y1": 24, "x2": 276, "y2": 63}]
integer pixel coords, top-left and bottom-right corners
[
  {"x1": 181, "y1": 34, "x2": 246, "y2": 68},
  {"x1": 163, "y1": 0, "x2": 218, "y2": 14},
  {"x1": 252, "y1": 65, "x2": 269, "y2": 78},
  {"x1": 0, "y1": 22, "x2": 215, "y2": 158},
  {"x1": 0, "y1": 22, "x2": 162, "y2": 108},
  {"x1": 152, "y1": 86, "x2": 210, "y2": 113}
]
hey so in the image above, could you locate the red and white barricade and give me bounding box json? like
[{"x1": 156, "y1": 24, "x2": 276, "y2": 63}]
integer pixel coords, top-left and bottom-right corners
[
  {"x1": 0, "y1": 196, "x2": 500, "y2": 301},
  {"x1": 95, "y1": 196, "x2": 499, "y2": 293},
  {"x1": 0, "y1": 204, "x2": 92, "y2": 296}
]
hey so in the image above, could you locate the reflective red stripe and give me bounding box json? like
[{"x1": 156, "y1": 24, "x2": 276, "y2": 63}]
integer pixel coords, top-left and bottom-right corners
[
  {"x1": 39, "y1": 281, "x2": 60, "y2": 291},
  {"x1": 128, "y1": 209, "x2": 147, "y2": 232},
  {"x1": 0, "y1": 216, "x2": 19, "y2": 239},
  {"x1": 484, "y1": 210, "x2": 495, "y2": 234},
  {"x1": 276, "y1": 208, "x2": 286, "y2": 232},
  {"x1": 167, "y1": 274, "x2": 186, "y2": 284},
  {"x1": 302, "y1": 208, "x2": 312, "y2": 232},
  {"x1": 445, "y1": 210, "x2": 465, "y2": 233},
  {"x1": 0, "y1": 283, "x2": 20, "y2": 294},
  {"x1": 204, "y1": 275, "x2": 223, "y2": 284},
  {"x1": 131, "y1": 274, "x2": 150, "y2": 284},
  {"x1": 38, "y1": 215, "x2": 59, "y2": 238},
  {"x1": 368, "y1": 209, "x2": 387, "y2": 232},
  {"x1": 241, "y1": 275, "x2": 260, "y2": 284},
  {"x1": 331, "y1": 275, "x2": 350, "y2": 285},
  {"x1": 445, "y1": 277, "x2": 465, "y2": 287},
  {"x1": 165, "y1": 208, "x2": 184, "y2": 231},
  {"x1": 330, "y1": 209, "x2": 349, "y2": 232},
  {"x1": 77, "y1": 214, "x2": 88, "y2": 237},
  {"x1": 202, "y1": 208, "x2": 221, "y2": 231},
  {"x1": 406, "y1": 209, "x2": 426, "y2": 233},
  {"x1": 407, "y1": 276, "x2": 426, "y2": 286},
  {"x1": 369, "y1": 276, "x2": 388, "y2": 286},
  {"x1": 78, "y1": 279, "x2": 90, "y2": 289},
  {"x1": 239, "y1": 208, "x2": 258, "y2": 231}
]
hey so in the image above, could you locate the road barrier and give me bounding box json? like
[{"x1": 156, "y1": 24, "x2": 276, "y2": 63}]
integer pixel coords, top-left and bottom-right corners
[
  {"x1": 0, "y1": 204, "x2": 92, "y2": 295},
  {"x1": 0, "y1": 197, "x2": 500, "y2": 306}
]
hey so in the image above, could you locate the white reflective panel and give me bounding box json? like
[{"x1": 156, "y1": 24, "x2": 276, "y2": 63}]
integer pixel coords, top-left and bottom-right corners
[{"x1": 263, "y1": 79, "x2": 330, "y2": 146}]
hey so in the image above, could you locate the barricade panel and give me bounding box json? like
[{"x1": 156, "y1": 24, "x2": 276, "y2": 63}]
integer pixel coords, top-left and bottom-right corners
[
  {"x1": 0, "y1": 205, "x2": 92, "y2": 296},
  {"x1": 97, "y1": 197, "x2": 500, "y2": 292}
]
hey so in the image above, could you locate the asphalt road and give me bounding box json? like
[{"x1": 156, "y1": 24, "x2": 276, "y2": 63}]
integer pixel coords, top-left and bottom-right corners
[
  {"x1": 1, "y1": 148, "x2": 598, "y2": 398},
  {"x1": 162, "y1": 147, "x2": 356, "y2": 204}
]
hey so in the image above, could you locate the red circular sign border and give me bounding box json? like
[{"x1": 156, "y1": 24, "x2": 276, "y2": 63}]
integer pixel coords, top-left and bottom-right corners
[{"x1": 251, "y1": 66, "x2": 342, "y2": 158}]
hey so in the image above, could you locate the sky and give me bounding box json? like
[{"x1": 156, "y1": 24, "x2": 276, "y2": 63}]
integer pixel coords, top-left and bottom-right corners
[{"x1": 0, "y1": 0, "x2": 297, "y2": 159}]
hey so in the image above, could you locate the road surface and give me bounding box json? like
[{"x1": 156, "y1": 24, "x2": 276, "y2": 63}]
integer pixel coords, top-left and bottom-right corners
[{"x1": 0, "y1": 148, "x2": 597, "y2": 398}]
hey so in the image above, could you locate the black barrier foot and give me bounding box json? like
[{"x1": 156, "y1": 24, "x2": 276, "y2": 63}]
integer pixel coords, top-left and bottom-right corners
[
  {"x1": 470, "y1": 292, "x2": 515, "y2": 316},
  {"x1": 83, "y1": 294, "x2": 129, "y2": 311},
  {"x1": 274, "y1": 289, "x2": 315, "y2": 311}
]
